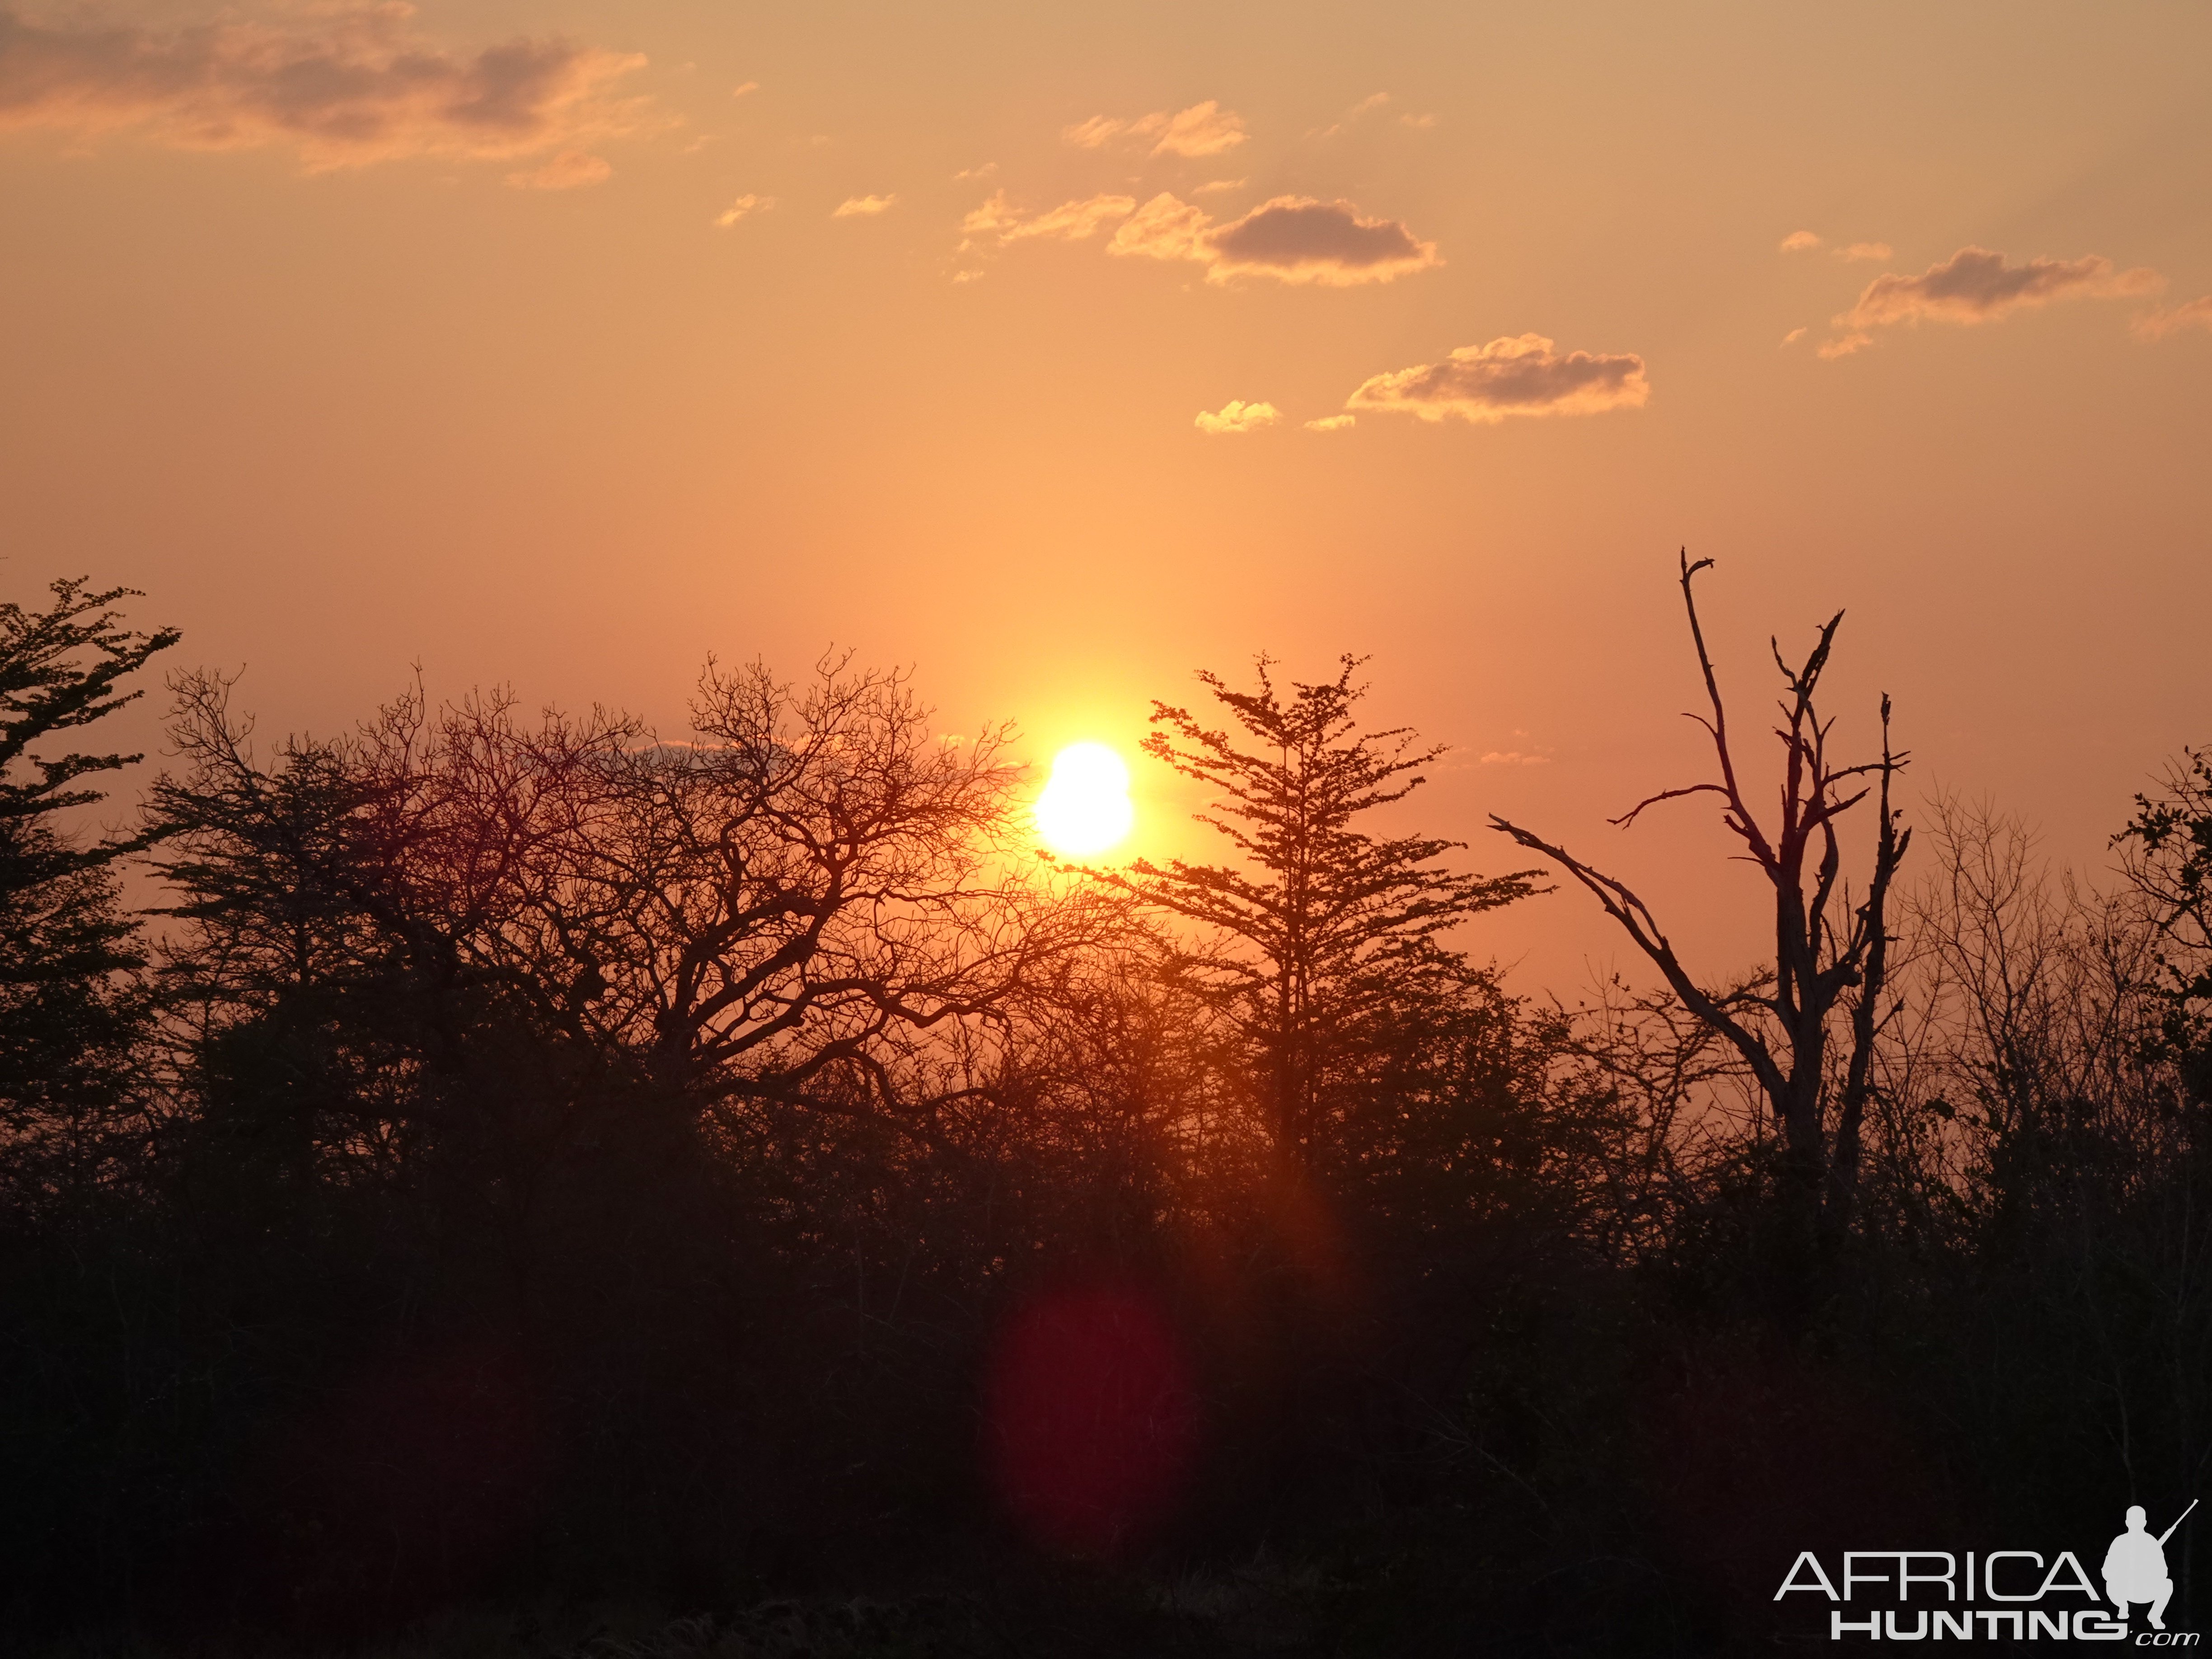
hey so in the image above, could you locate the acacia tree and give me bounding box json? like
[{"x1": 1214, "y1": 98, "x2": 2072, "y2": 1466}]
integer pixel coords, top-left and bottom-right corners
[
  {"x1": 0, "y1": 578, "x2": 177, "y2": 1203},
  {"x1": 1106, "y1": 656, "x2": 1539, "y2": 1177},
  {"x1": 1491, "y1": 553, "x2": 1909, "y2": 1261}
]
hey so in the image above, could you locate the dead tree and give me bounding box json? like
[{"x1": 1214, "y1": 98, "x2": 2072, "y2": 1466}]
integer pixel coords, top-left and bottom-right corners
[{"x1": 1490, "y1": 552, "x2": 1909, "y2": 1261}]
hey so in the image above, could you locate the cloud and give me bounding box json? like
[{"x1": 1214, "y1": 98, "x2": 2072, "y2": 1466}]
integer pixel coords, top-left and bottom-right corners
[
  {"x1": 954, "y1": 161, "x2": 996, "y2": 179},
  {"x1": 1063, "y1": 99, "x2": 1247, "y2": 158},
  {"x1": 1314, "y1": 91, "x2": 1388, "y2": 139},
  {"x1": 731, "y1": 81, "x2": 758, "y2": 98},
  {"x1": 1346, "y1": 334, "x2": 1650, "y2": 424},
  {"x1": 1305, "y1": 414, "x2": 1355, "y2": 432},
  {"x1": 2132, "y1": 295, "x2": 2212, "y2": 340},
  {"x1": 1478, "y1": 750, "x2": 1550, "y2": 766},
  {"x1": 1828, "y1": 245, "x2": 2162, "y2": 349},
  {"x1": 0, "y1": 4, "x2": 653, "y2": 175},
  {"x1": 1207, "y1": 196, "x2": 1439, "y2": 283},
  {"x1": 963, "y1": 189, "x2": 1134, "y2": 249},
  {"x1": 1191, "y1": 177, "x2": 1245, "y2": 194},
  {"x1": 713, "y1": 192, "x2": 773, "y2": 226},
  {"x1": 506, "y1": 149, "x2": 608, "y2": 190},
  {"x1": 1779, "y1": 230, "x2": 1824, "y2": 253},
  {"x1": 1781, "y1": 326, "x2": 1808, "y2": 346},
  {"x1": 1783, "y1": 231, "x2": 1896, "y2": 263},
  {"x1": 1108, "y1": 192, "x2": 1439, "y2": 286},
  {"x1": 1398, "y1": 112, "x2": 1436, "y2": 130},
  {"x1": 832, "y1": 192, "x2": 895, "y2": 216},
  {"x1": 1194, "y1": 399, "x2": 1279, "y2": 435},
  {"x1": 1836, "y1": 241, "x2": 1893, "y2": 262}
]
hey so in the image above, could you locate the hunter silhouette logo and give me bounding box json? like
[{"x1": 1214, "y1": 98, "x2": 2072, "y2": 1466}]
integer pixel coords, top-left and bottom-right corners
[
  {"x1": 1776, "y1": 1500, "x2": 2198, "y2": 1643},
  {"x1": 2108, "y1": 1502, "x2": 2196, "y2": 1632}
]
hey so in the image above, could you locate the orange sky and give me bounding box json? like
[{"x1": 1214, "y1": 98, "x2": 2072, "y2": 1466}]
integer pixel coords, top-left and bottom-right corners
[{"x1": 4, "y1": 0, "x2": 2209, "y2": 990}]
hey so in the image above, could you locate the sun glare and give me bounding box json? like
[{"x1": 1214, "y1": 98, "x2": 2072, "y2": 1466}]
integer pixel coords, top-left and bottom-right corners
[{"x1": 1034, "y1": 742, "x2": 1134, "y2": 859}]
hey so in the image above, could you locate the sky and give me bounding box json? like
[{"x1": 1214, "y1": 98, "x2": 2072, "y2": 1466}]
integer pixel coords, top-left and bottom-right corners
[{"x1": 3, "y1": 0, "x2": 2209, "y2": 991}]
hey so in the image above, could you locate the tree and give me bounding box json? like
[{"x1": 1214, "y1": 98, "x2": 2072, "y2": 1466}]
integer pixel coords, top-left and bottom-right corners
[
  {"x1": 0, "y1": 578, "x2": 177, "y2": 1204},
  {"x1": 149, "y1": 654, "x2": 1112, "y2": 1166},
  {"x1": 1490, "y1": 553, "x2": 1908, "y2": 1273},
  {"x1": 2116, "y1": 746, "x2": 2212, "y2": 1101},
  {"x1": 1107, "y1": 656, "x2": 1540, "y2": 1177}
]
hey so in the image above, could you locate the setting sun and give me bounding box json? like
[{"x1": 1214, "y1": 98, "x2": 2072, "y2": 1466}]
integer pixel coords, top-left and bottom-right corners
[{"x1": 1034, "y1": 742, "x2": 1134, "y2": 858}]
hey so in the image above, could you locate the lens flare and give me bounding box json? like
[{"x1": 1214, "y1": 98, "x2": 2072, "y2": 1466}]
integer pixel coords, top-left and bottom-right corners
[{"x1": 1034, "y1": 742, "x2": 1134, "y2": 858}]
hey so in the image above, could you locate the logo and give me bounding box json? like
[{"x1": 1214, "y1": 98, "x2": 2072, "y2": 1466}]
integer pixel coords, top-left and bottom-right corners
[{"x1": 1776, "y1": 1500, "x2": 2198, "y2": 1644}]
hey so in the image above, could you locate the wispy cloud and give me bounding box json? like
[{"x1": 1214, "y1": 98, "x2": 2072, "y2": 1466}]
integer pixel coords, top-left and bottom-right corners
[
  {"x1": 962, "y1": 189, "x2": 1135, "y2": 249},
  {"x1": 506, "y1": 150, "x2": 609, "y2": 191},
  {"x1": 1108, "y1": 192, "x2": 1439, "y2": 286},
  {"x1": 2131, "y1": 295, "x2": 2212, "y2": 341},
  {"x1": 1820, "y1": 244, "x2": 2163, "y2": 356},
  {"x1": 1195, "y1": 399, "x2": 1279, "y2": 434},
  {"x1": 1479, "y1": 750, "x2": 1550, "y2": 766},
  {"x1": 1191, "y1": 177, "x2": 1245, "y2": 195},
  {"x1": 1313, "y1": 91, "x2": 1388, "y2": 139},
  {"x1": 731, "y1": 81, "x2": 759, "y2": 98},
  {"x1": 1305, "y1": 414, "x2": 1355, "y2": 432},
  {"x1": 1781, "y1": 230, "x2": 1892, "y2": 262},
  {"x1": 1346, "y1": 334, "x2": 1650, "y2": 424},
  {"x1": 0, "y1": 4, "x2": 653, "y2": 178},
  {"x1": 953, "y1": 161, "x2": 996, "y2": 180},
  {"x1": 832, "y1": 192, "x2": 896, "y2": 217},
  {"x1": 1063, "y1": 99, "x2": 1246, "y2": 158},
  {"x1": 713, "y1": 193, "x2": 773, "y2": 226}
]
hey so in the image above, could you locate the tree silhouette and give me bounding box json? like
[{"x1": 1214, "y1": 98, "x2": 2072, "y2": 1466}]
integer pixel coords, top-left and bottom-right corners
[
  {"x1": 1106, "y1": 656, "x2": 1539, "y2": 1176},
  {"x1": 2117, "y1": 745, "x2": 2212, "y2": 1099},
  {"x1": 0, "y1": 578, "x2": 177, "y2": 1204},
  {"x1": 1491, "y1": 553, "x2": 1908, "y2": 1276}
]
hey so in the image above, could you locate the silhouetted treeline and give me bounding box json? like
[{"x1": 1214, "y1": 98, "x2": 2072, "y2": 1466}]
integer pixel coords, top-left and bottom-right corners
[{"x1": 4, "y1": 575, "x2": 2209, "y2": 1655}]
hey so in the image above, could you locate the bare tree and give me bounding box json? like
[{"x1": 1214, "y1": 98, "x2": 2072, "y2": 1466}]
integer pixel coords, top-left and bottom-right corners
[{"x1": 1490, "y1": 552, "x2": 1908, "y2": 1260}]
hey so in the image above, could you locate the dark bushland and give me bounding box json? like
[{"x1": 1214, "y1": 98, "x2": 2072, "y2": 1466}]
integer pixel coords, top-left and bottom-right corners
[{"x1": 4, "y1": 578, "x2": 2209, "y2": 1654}]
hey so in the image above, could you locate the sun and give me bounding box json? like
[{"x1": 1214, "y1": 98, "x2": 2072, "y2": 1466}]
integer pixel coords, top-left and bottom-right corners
[{"x1": 1034, "y1": 742, "x2": 1134, "y2": 859}]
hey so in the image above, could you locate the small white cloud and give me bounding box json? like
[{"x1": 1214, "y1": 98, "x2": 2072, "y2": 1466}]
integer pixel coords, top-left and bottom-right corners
[
  {"x1": 1779, "y1": 230, "x2": 1824, "y2": 253},
  {"x1": 1063, "y1": 99, "x2": 1247, "y2": 158},
  {"x1": 955, "y1": 162, "x2": 998, "y2": 179},
  {"x1": 1479, "y1": 750, "x2": 1551, "y2": 766},
  {"x1": 1836, "y1": 241, "x2": 1893, "y2": 263},
  {"x1": 714, "y1": 193, "x2": 773, "y2": 226},
  {"x1": 1397, "y1": 112, "x2": 1437, "y2": 130},
  {"x1": 957, "y1": 191, "x2": 1136, "y2": 262},
  {"x1": 732, "y1": 81, "x2": 759, "y2": 98},
  {"x1": 833, "y1": 193, "x2": 896, "y2": 217},
  {"x1": 1194, "y1": 399, "x2": 1280, "y2": 434},
  {"x1": 1305, "y1": 414, "x2": 1355, "y2": 432},
  {"x1": 1191, "y1": 177, "x2": 1247, "y2": 195},
  {"x1": 1781, "y1": 326, "x2": 1807, "y2": 346}
]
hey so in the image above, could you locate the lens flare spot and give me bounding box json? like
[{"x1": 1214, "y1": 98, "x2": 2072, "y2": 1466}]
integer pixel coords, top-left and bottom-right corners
[
  {"x1": 1034, "y1": 742, "x2": 1134, "y2": 858},
  {"x1": 984, "y1": 1282, "x2": 1199, "y2": 1557}
]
